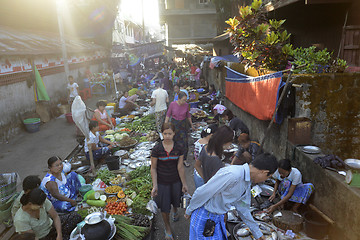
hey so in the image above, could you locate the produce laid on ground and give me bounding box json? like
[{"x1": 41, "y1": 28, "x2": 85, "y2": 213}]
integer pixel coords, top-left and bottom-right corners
[
  {"x1": 118, "y1": 135, "x2": 137, "y2": 147},
  {"x1": 96, "y1": 168, "x2": 115, "y2": 185},
  {"x1": 113, "y1": 215, "x2": 150, "y2": 240},
  {"x1": 124, "y1": 166, "x2": 152, "y2": 216},
  {"x1": 74, "y1": 109, "x2": 156, "y2": 239},
  {"x1": 192, "y1": 110, "x2": 207, "y2": 118},
  {"x1": 105, "y1": 185, "x2": 123, "y2": 194},
  {"x1": 105, "y1": 201, "x2": 128, "y2": 215},
  {"x1": 75, "y1": 165, "x2": 153, "y2": 239},
  {"x1": 122, "y1": 114, "x2": 156, "y2": 133}
]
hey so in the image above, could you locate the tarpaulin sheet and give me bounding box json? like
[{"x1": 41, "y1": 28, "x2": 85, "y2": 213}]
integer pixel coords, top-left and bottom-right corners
[
  {"x1": 209, "y1": 55, "x2": 240, "y2": 69},
  {"x1": 33, "y1": 65, "x2": 50, "y2": 101},
  {"x1": 225, "y1": 67, "x2": 285, "y2": 124}
]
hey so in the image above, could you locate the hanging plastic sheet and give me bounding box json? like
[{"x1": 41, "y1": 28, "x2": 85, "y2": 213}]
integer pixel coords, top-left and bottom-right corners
[{"x1": 225, "y1": 67, "x2": 285, "y2": 124}]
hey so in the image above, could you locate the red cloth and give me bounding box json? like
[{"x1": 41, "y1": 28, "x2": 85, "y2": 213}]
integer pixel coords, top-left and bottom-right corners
[
  {"x1": 91, "y1": 117, "x2": 116, "y2": 131},
  {"x1": 190, "y1": 66, "x2": 197, "y2": 75},
  {"x1": 225, "y1": 68, "x2": 283, "y2": 121}
]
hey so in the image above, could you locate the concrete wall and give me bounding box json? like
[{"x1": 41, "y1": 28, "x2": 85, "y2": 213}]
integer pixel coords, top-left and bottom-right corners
[
  {"x1": 0, "y1": 63, "x2": 106, "y2": 143},
  {"x1": 166, "y1": 14, "x2": 217, "y2": 44},
  {"x1": 286, "y1": 144, "x2": 360, "y2": 240},
  {"x1": 206, "y1": 64, "x2": 360, "y2": 160},
  {"x1": 292, "y1": 73, "x2": 360, "y2": 160},
  {"x1": 205, "y1": 65, "x2": 360, "y2": 239}
]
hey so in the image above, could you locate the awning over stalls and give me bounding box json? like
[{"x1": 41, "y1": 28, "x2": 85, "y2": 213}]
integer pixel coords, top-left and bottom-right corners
[{"x1": 0, "y1": 25, "x2": 105, "y2": 56}]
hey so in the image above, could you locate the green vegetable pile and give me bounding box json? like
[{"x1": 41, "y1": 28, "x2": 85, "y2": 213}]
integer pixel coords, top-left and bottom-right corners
[
  {"x1": 124, "y1": 166, "x2": 152, "y2": 216},
  {"x1": 129, "y1": 166, "x2": 151, "y2": 180},
  {"x1": 96, "y1": 168, "x2": 115, "y2": 185},
  {"x1": 121, "y1": 114, "x2": 156, "y2": 133},
  {"x1": 113, "y1": 215, "x2": 150, "y2": 240}
]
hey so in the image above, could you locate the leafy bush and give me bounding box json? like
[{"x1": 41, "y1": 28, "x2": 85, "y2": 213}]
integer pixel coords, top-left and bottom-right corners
[
  {"x1": 225, "y1": 0, "x2": 293, "y2": 71},
  {"x1": 225, "y1": 0, "x2": 348, "y2": 73},
  {"x1": 292, "y1": 46, "x2": 348, "y2": 73}
]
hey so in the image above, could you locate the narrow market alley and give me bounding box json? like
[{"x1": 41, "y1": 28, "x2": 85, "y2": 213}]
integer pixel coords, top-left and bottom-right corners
[{"x1": 1, "y1": 0, "x2": 360, "y2": 240}]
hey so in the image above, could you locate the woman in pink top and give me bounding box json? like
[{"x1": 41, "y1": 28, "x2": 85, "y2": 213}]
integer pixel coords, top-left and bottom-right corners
[
  {"x1": 91, "y1": 101, "x2": 116, "y2": 131},
  {"x1": 165, "y1": 92, "x2": 195, "y2": 167}
]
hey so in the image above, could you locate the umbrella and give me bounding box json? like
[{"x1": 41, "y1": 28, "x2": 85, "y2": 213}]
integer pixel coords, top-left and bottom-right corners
[{"x1": 71, "y1": 96, "x2": 95, "y2": 175}]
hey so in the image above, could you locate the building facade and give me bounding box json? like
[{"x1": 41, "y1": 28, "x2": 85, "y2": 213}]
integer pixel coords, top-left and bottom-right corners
[{"x1": 159, "y1": 0, "x2": 218, "y2": 45}]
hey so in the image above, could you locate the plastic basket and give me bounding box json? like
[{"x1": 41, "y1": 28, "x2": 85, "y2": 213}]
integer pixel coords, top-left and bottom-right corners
[
  {"x1": 0, "y1": 173, "x2": 18, "y2": 204},
  {"x1": 23, "y1": 118, "x2": 41, "y2": 133},
  {"x1": 23, "y1": 118, "x2": 40, "y2": 124}
]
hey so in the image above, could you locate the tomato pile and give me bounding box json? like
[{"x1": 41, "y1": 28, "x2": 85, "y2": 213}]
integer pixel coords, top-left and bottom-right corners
[{"x1": 105, "y1": 202, "x2": 128, "y2": 215}]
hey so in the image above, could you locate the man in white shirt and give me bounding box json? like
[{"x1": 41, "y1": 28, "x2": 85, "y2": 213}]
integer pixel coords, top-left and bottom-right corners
[
  {"x1": 67, "y1": 75, "x2": 79, "y2": 103},
  {"x1": 151, "y1": 81, "x2": 169, "y2": 133}
]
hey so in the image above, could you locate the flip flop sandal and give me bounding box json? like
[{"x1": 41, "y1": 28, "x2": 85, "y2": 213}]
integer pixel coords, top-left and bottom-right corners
[
  {"x1": 164, "y1": 230, "x2": 174, "y2": 240},
  {"x1": 172, "y1": 211, "x2": 179, "y2": 222},
  {"x1": 183, "y1": 161, "x2": 190, "y2": 167}
]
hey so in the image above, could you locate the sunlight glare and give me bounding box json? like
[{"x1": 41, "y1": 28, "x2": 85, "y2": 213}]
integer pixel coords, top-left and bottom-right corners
[{"x1": 121, "y1": 0, "x2": 159, "y2": 28}]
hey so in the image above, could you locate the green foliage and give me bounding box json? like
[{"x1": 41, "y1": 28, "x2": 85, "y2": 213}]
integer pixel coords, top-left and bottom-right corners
[
  {"x1": 269, "y1": 19, "x2": 286, "y2": 30},
  {"x1": 225, "y1": 0, "x2": 348, "y2": 73},
  {"x1": 292, "y1": 46, "x2": 331, "y2": 73},
  {"x1": 251, "y1": 0, "x2": 262, "y2": 11},
  {"x1": 226, "y1": 0, "x2": 292, "y2": 70},
  {"x1": 292, "y1": 46, "x2": 348, "y2": 73}
]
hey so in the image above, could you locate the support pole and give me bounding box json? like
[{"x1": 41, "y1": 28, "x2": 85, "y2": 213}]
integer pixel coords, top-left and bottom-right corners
[{"x1": 56, "y1": 0, "x2": 70, "y2": 79}]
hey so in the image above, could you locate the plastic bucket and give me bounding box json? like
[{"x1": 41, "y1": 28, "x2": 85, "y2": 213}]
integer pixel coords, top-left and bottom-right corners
[
  {"x1": 23, "y1": 118, "x2": 41, "y2": 133},
  {"x1": 107, "y1": 103, "x2": 116, "y2": 108},
  {"x1": 105, "y1": 106, "x2": 114, "y2": 118},
  {"x1": 304, "y1": 211, "x2": 329, "y2": 239},
  {"x1": 65, "y1": 113, "x2": 75, "y2": 124},
  {"x1": 105, "y1": 156, "x2": 120, "y2": 170}
]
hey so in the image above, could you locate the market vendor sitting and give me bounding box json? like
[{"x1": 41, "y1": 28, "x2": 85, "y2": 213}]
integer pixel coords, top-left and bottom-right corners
[
  {"x1": 212, "y1": 102, "x2": 226, "y2": 123},
  {"x1": 92, "y1": 100, "x2": 116, "y2": 132},
  {"x1": 231, "y1": 133, "x2": 262, "y2": 165},
  {"x1": 13, "y1": 188, "x2": 63, "y2": 240},
  {"x1": 12, "y1": 176, "x2": 53, "y2": 219},
  {"x1": 266, "y1": 159, "x2": 314, "y2": 213},
  {"x1": 128, "y1": 84, "x2": 139, "y2": 96},
  {"x1": 40, "y1": 156, "x2": 81, "y2": 213},
  {"x1": 85, "y1": 120, "x2": 117, "y2": 164}
]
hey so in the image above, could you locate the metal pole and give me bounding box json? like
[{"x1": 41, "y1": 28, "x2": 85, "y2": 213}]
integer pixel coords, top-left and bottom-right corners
[
  {"x1": 56, "y1": 0, "x2": 70, "y2": 79},
  {"x1": 142, "y1": 0, "x2": 145, "y2": 43}
]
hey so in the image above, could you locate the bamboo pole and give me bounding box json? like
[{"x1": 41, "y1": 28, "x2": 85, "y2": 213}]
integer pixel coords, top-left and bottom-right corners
[{"x1": 257, "y1": 64, "x2": 306, "y2": 154}]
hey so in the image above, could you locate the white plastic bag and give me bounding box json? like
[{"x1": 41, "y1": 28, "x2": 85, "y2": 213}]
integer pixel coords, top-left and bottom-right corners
[
  {"x1": 71, "y1": 96, "x2": 89, "y2": 139},
  {"x1": 92, "y1": 179, "x2": 107, "y2": 191},
  {"x1": 146, "y1": 198, "x2": 158, "y2": 214}
]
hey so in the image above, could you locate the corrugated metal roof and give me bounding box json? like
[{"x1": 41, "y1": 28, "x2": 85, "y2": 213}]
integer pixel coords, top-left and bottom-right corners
[{"x1": 0, "y1": 26, "x2": 105, "y2": 56}]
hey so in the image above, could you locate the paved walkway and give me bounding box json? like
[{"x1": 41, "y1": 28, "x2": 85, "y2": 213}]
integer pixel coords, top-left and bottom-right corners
[
  {"x1": 0, "y1": 96, "x2": 103, "y2": 180},
  {"x1": 0, "y1": 93, "x2": 195, "y2": 240}
]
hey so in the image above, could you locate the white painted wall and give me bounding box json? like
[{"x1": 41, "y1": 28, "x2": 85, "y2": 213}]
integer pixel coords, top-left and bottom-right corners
[{"x1": 0, "y1": 62, "x2": 107, "y2": 142}]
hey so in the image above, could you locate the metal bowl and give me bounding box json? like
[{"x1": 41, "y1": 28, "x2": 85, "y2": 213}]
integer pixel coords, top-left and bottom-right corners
[
  {"x1": 84, "y1": 212, "x2": 105, "y2": 225},
  {"x1": 70, "y1": 217, "x2": 116, "y2": 240},
  {"x1": 75, "y1": 165, "x2": 91, "y2": 174},
  {"x1": 122, "y1": 159, "x2": 131, "y2": 165},
  {"x1": 114, "y1": 150, "x2": 129, "y2": 157},
  {"x1": 233, "y1": 221, "x2": 278, "y2": 240},
  {"x1": 302, "y1": 146, "x2": 321, "y2": 154},
  {"x1": 345, "y1": 159, "x2": 360, "y2": 170},
  {"x1": 128, "y1": 163, "x2": 137, "y2": 169}
]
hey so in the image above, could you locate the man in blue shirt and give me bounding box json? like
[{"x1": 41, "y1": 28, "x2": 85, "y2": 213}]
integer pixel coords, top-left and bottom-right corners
[{"x1": 185, "y1": 153, "x2": 278, "y2": 240}]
